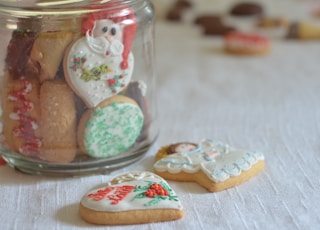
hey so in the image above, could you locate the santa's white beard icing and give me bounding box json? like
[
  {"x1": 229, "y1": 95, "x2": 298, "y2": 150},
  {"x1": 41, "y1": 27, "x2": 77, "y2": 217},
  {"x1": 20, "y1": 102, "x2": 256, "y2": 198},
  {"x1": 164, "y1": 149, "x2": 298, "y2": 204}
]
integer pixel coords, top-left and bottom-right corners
[
  {"x1": 86, "y1": 31, "x2": 124, "y2": 57},
  {"x1": 64, "y1": 32, "x2": 134, "y2": 108}
]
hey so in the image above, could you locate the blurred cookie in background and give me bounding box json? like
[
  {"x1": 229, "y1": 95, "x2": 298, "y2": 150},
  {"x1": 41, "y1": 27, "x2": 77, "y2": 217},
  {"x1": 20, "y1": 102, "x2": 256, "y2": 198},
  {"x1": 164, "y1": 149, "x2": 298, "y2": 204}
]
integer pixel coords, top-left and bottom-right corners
[
  {"x1": 165, "y1": 0, "x2": 193, "y2": 22},
  {"x1": 224, "y1": 32, "x2": 271, "y2": 55},
  {"x1": 286, "y1": 21, "x2": 320, "y2": 40},
  {"x1": 194, "y1": 14, "x2": 236, "y2": 36},
  {"x1": 229, "y1": 2, "x2": 264, "y2": 17},
  {"x1": 255, "y1": 17, "x2": 290, "y2": 39},
  {"x1": 226, "y1": 2, "x2": 265, "y2": 32}
]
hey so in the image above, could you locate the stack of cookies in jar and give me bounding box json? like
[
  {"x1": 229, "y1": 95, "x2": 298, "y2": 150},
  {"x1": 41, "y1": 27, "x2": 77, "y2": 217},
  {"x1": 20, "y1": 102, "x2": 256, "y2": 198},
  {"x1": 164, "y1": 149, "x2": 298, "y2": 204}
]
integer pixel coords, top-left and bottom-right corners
[{"x1": 0, "y1": 2, "x2": 149, "y2": 164}]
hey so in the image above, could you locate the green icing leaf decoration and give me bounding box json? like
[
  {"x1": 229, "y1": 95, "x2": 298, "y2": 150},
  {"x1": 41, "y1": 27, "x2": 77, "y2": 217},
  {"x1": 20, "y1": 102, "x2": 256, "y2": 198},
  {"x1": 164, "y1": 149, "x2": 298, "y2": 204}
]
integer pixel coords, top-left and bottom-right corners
[
  {"x1": 83, "y1": 102, "x2": 144, "y2": 158},
  {"x1": 70, "y1": 54, "x2": 87, "y2": 72},
  {"x1": 144, "y1": 197, "x2": 163, "y2": 207},
  {"x1": 80, "y1": 64, "x2": 110, "y2": 82}
]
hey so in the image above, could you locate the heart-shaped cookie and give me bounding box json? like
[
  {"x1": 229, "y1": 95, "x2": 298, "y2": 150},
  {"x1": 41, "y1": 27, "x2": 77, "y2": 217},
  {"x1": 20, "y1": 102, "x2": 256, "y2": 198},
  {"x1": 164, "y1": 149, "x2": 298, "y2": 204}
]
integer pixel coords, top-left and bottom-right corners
[
  {"x1": 154, "y1": 139, "x2": 265, "y2": 192},
  {"x1": 79, "y1": 171, "x2": 184, "y2": 225}
]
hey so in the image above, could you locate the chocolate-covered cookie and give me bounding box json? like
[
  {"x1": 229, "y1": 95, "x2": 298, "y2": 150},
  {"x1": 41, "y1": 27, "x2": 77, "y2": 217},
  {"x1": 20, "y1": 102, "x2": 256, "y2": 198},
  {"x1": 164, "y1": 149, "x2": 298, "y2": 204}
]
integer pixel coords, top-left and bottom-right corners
[
  {"x1": 204, "y1": 25, "x2": 236, "y2": 36},
  {"x1": 166, "y1": 8, "x2": 183, "y2": 21},
  {"x1": 194, "y1": 15, "x2": 236, "y2": 36},
  {"x1": 230, "y1": 2, "x2": 264, "y2": 17},
  {"x1": 165, "y1": 0, "x2": 193, "y2": 22},
  {"x1": 194, "y1": 15, "x2": 222, "y2": 25}
]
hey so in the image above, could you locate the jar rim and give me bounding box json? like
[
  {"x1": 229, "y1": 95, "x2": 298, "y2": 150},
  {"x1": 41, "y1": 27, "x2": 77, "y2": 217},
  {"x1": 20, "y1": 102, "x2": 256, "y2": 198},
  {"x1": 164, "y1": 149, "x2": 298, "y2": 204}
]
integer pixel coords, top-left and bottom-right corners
[
  {"x1": 0, "y1": 0, "x2": 139, "y2": 8},
  {"x1": 0, "y1": 0, "x2": 145, "y2": 18}
]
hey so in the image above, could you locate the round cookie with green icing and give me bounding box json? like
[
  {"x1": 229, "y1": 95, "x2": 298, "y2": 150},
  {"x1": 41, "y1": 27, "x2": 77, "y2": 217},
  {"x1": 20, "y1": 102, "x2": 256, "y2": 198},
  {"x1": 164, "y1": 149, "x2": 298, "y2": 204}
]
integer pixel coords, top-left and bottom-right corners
[{"x1": 78, "y1": 95, "x2": 144, "y2": 158}]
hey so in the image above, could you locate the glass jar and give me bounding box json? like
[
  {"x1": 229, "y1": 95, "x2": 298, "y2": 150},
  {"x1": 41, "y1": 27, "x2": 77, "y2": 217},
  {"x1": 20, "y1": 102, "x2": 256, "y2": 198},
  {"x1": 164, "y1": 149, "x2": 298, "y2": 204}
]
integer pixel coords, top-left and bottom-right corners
[{"x1": 0, "y1": 0, "x2": 157, "y2": 176}]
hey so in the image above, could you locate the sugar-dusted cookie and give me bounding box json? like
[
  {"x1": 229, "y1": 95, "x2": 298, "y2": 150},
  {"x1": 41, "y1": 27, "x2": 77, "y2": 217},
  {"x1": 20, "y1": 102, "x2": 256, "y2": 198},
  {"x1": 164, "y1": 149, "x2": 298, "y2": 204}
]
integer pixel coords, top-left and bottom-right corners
[
  {"x1": 77, "y1": 95, "x2": 144, "y2": 158},
  {"x1": 154, "y1": 139, "x2": 265, "y2": 192},
  {"x1": 79, "y1": 171, "x2": 184, "y2": 225},
  {"x1": 224, "y1": 32, "x2": 271, "y2": 55},
  {"x1": 30, "y1": 31, "x2": 73, "y2": 83},
  {"x1": 64, "y1": 2, "x2": 137, "y2": 108},
  {"x1": 39, "y1": 80, "x2": 77, "y2": 163},
  {"x1": 1, "y1": 74, "x2": 78, "y2": 163},
  {"x1": 155, "y1": 142, "x2": 198, "y2": 160}
]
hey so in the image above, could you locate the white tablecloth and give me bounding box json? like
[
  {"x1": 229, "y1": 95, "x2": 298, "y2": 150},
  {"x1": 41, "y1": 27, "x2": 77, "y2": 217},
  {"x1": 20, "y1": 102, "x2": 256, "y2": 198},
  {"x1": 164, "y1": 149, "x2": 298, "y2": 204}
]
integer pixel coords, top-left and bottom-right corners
[{"x1": 1, "y1": 0, "x2": 320, "y2": 229}]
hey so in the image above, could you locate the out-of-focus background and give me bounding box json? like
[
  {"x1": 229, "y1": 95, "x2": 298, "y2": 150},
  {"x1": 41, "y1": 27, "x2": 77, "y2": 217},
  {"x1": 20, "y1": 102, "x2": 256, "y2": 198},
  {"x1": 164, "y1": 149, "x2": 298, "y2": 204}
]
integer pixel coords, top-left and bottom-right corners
[{"x1": 1, "y1": 1, "x2": 320, "y2": 230}]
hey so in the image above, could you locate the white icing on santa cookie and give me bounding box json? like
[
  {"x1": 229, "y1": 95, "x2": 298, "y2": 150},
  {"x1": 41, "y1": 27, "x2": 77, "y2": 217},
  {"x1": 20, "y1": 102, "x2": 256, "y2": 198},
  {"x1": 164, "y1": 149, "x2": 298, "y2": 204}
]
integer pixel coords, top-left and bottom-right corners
[
  {"x1": 81, "y1": 171, "x2": 183, "y2": 212},
  {"x1": 64, "y1": 8, "x2": 137, "y2": 108},
  {"x1": 154, "y1": 139, "x2": 264, "y2": 182},
  {"x1": 64, "y1": 35, "x2": 134, "y2": 108}
]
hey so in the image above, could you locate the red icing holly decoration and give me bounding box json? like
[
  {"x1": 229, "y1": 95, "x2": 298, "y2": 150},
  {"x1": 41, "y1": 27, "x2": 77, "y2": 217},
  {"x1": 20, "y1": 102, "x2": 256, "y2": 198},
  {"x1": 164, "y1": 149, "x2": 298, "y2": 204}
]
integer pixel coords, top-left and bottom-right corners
[
  {"x1": 70, "y1": 55, "x2": 87, "y2": 72},
  {"x1": 145, "y1": 183, "x2": 169, "y2": 198},
  {"x1": 107, "y1": 78, "x2": 116, "y2": 88}
]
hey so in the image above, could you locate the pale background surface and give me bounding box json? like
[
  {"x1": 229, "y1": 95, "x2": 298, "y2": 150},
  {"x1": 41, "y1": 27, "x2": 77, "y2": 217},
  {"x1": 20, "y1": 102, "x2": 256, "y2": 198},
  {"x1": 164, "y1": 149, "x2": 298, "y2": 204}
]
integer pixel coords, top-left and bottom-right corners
[{"x1": 1, "y1": 0, "x2": 320, "y2": 229}]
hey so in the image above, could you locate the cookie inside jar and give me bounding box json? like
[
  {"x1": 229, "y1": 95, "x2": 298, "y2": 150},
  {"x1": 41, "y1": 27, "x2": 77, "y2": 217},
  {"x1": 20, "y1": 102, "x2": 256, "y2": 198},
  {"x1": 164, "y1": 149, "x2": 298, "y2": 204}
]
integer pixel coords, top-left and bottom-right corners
[{"x1": 0, "y1": 0, "x2": 158, "y2": 175}]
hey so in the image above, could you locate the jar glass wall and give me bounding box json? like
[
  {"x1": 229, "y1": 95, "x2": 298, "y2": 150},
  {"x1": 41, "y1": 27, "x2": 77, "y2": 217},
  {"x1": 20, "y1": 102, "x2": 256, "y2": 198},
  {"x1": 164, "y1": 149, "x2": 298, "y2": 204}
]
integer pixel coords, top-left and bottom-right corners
[{"x1": 0, "y1": 0, "x2": 158, "y2": 176}]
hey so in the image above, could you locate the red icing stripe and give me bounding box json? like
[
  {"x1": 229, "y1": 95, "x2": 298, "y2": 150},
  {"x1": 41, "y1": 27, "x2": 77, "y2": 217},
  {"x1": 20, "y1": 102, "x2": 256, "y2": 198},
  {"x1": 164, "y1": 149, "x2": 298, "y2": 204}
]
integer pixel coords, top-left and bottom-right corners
[
  {"x1": 0, "y1": 156, "x2": 6, "y2": 166},
  {"x1": 8, "y1": 77, "x2": 41, "y2": 157}
]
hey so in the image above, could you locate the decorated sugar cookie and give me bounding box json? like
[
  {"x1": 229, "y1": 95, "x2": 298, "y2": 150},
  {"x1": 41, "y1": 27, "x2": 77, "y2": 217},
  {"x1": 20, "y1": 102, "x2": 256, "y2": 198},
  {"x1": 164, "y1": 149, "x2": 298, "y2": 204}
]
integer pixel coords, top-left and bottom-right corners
[
  {"x1": 64, "y1": 2, "x2": 137, "y2": 108},
  {"x1": 154, "y1": 139, "x2": 265, "y2": 192},
  {"x1": 79, "y1": 171, "x2": 184, "y2": 225},
  {"x1": 224, "y1": 32, "x2": 271, "y2": 55},
  {"x1": 77, "y1": 95, "x2": 144, "y2": 158},
  {"x1": 155, "y1": 142, "x2": 198, "y2": 160}
]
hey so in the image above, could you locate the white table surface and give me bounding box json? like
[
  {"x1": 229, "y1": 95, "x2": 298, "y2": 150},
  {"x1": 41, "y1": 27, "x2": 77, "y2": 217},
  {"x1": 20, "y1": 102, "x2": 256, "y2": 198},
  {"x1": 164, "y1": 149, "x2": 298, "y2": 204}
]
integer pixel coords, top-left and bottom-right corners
[{"x1": 1, "y1": 0, "x2": 320, "y2": 229}]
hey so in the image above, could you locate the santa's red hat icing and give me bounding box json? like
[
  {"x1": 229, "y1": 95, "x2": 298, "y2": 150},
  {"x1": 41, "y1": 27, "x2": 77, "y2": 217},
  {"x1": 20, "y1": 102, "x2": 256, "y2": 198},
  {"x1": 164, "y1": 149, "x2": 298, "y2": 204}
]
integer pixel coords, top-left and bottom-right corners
[{"x1": 82, "y1": 1, "x2": 137, "y2": 70}]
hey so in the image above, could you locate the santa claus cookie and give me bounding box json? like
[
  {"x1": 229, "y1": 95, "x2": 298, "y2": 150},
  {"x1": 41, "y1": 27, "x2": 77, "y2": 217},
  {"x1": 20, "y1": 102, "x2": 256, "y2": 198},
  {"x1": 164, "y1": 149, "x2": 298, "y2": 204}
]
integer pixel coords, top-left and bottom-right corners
[
  {"x1": 79, "y1": 171, "x2": 184, "y2": 225},
  {"x1": 64, "y1": 2, "x2": 137, "y2": 108},
  {"x1": 77, "y1": 95, "x2": 144, "y2": 158},
  {"x1": 154, "y1": 139, "x2": 265, "y2": 192}
]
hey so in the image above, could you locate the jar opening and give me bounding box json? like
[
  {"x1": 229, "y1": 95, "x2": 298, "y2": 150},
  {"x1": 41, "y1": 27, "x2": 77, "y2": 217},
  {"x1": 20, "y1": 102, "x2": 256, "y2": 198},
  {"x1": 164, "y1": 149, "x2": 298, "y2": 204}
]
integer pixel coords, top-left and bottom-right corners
[{"x1": 0, "y1": 0, "x2": 140, "y2": 8}]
